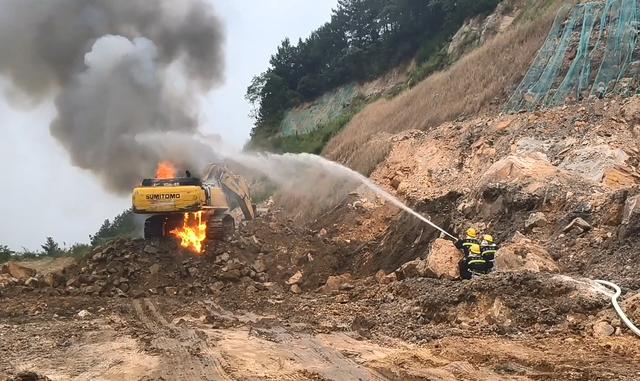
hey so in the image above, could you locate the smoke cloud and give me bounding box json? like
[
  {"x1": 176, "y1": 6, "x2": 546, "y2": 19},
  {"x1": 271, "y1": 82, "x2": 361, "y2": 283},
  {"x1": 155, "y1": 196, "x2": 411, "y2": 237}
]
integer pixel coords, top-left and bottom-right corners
[{"x1": 0, "y1": 0, "x2": 224, "y2": 193}]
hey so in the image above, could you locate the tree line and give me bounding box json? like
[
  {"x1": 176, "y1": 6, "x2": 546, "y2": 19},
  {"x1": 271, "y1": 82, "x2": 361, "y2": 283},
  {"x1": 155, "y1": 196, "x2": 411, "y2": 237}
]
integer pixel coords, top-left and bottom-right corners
[
  {"x1": 1, "y1": 209, "x2": 138, "y2": 263},
  {"x1": 246, "y1": 0, "x2": 501, "y2": 147}
]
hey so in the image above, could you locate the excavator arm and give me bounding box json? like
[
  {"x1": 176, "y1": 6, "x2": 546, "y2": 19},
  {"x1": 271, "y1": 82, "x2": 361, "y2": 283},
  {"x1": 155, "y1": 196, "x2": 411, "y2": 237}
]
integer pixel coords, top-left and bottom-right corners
[
  {"x1": 204, "y1": 164, "x2": 256, "y2": 220},
  {"x1": 220, "y1": 171, "x2": 256, "y2": 220}
]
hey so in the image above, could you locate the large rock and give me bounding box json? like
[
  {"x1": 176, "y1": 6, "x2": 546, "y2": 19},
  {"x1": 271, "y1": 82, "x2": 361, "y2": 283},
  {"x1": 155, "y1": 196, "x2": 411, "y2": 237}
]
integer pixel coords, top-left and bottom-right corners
[
  {"x1": 143, "y1": 245, "x2": 159, "y2": 255},
  {"x1": 0, "y1": 273, "x2": 17, "y2": 288},
  {"x1": 290, "y1": 284, "x2": 302, "y2": 294},
  {"x1": 602, "y1": 165, "x2": 640, "y2": 189},
  {"x1": 5, "y1": 262, "x2": 37, "y2": 280},
  {"x1": 320, "y1": 273, "x2": 353, "y2": 294},
  {"x1": 622, "y1": 292, "x2": 640, "y2": 323},
  {"x1": 43, "y1": 272, "x2": 65, "y2": 288},
  {"x1": 560, "y1": 146, "x2": 638, "y2": 189},
  {"x1": 218, "y1": 268, "x2": 242, "y2": 281},
  {"x1": 395, "y1": 258, "x2": 430, "y2": 280},
  {"x1": 287, "y1": 271, "x2": 303, "y2": 285},
  {"x1": 479, "y1": 154, "x2": 566, "y2": 188},
  {"x1": 252, "y1": 259, "x2": 267, "y2": 273},
  {"x1": 375, "y1": 270, "x2": 397, "y2": 284},
  {"x1": 525, "y1": 212, "x2": 548, "y2": 230},
  {"x1": 593, "y1": 321, "x2": 615, "y2": 337},
  {"x1": 621, "y1": 97, "x2": 640, "y2": 125},
  {"x1": 24, "y1": 277, "x2": 41, "y2": 288},
  {"x1": 476, "y1": 155, "x2": 573, "y2": 217},
  {"x1": 495, "y1": 233, "x2": 558, "y2": 273},
  {"x1": 619, "y1": 194, "x2": 640, "y2": 239},
  {"x1": 395, "y1": 239, "x2": 463, "y2": 280},
  {"x1": 562, "y1": 217, "x2": 592, "y2": 234},
  {"x1": 426, "y1": 239, "x2": 463, "y2": 280}
]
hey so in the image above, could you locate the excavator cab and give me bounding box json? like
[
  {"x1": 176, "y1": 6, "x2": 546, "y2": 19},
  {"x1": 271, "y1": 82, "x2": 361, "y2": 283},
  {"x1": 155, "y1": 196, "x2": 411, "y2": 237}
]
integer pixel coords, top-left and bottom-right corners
[{"x1": 141, "y1": 177, "x2": 202, "y2": 187}]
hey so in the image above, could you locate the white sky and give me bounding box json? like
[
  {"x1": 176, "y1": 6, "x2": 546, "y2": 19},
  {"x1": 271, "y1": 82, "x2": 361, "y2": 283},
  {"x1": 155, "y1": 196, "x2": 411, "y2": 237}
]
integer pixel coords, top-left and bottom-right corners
[{"x1": 0, "y1": 0, "x2": 338, "y2": 251}]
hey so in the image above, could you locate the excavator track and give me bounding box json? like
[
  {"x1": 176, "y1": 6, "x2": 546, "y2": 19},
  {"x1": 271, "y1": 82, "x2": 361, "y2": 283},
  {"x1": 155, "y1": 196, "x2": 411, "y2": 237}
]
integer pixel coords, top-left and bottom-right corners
[
  {"x1": 144, "y1": 216, "x2": 164, "y2": 240},
  {"x1": 144, "y1": 215, "x2": 184, "y2": 240},
  {"x1": 206, "y1": 213, "x2": 235, "y2": 246}
]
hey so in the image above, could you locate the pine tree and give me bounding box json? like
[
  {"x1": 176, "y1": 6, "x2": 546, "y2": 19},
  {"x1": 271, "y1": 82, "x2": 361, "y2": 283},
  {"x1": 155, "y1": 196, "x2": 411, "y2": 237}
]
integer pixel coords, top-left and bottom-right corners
[{"x1": 41, "y1": 237, "x2": 62, "y2": 257}]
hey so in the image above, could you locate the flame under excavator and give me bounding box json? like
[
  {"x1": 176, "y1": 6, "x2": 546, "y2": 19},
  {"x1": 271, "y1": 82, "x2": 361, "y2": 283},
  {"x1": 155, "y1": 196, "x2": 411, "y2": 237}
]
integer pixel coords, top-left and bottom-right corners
[{"x1": 132, "y1": 163, "x2": 256, "y2": 253}]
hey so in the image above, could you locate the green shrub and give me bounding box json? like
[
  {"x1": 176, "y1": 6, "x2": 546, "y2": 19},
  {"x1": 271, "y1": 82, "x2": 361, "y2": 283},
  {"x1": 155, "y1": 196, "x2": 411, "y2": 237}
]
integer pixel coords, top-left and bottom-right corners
[{"x1": 0, "y1": 244, "x2": 13, "y2": 263}]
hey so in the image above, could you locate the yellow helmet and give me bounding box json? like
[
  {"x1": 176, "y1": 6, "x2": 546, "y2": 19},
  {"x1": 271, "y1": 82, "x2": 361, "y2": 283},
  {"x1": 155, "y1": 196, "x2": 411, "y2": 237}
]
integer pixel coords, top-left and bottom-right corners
[
  {"x1": 483, "y1": 234, "x2": 494, "y2": 243},
  {"x1": 469, "y1": 244, "x2": 481, "y2": 255},
  {"x1": 466, "y1": 228, "x2": 478, "y2": 239}
]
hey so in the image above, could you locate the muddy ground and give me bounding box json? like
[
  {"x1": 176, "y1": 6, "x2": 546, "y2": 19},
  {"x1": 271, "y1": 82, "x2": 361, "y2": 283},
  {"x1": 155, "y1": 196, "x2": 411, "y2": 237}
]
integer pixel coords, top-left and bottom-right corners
[
  {"x1": 5, "y1": 95, "x2": 640, "y2": 381},
  {"x1": 2, "y1": 208, "x2": 640, "y2": 381},
  {"x1": 1, "y1": 287, "x2": 639, "y2": 380}
]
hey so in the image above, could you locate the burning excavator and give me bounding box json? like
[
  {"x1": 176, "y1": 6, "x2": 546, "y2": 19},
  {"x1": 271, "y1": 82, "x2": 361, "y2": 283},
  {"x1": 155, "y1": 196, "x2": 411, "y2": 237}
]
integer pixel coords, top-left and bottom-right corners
[{"x1": 132, "y1": 162, "x2": 256, "y2": 253}]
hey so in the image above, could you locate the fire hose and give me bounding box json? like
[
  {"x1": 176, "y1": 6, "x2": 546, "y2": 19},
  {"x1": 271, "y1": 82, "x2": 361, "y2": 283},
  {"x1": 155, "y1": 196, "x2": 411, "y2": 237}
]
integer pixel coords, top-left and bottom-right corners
[{"x1": 594, "y1": 280, "x2": 640, "y2": 338}]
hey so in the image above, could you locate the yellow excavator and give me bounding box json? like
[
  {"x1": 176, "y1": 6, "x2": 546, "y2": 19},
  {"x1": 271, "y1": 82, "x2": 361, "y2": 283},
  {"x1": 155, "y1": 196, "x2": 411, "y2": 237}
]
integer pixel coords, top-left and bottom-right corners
[{"x1": 132, "y1": 164, "x2": 256, "y2": 246}]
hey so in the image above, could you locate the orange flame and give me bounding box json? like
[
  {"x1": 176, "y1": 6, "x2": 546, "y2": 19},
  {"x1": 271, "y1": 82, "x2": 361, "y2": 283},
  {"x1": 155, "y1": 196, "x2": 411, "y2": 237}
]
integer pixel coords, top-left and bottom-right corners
[
  {"x1": 156, "y1": 161, "x2": 176, "y2": 179},
  {"x1": 171, "y1": 212, "x2": 207, "y2": 253}
]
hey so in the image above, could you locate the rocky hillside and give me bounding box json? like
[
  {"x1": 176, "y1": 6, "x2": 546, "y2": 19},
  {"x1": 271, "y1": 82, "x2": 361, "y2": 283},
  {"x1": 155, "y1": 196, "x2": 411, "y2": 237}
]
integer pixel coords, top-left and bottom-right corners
[
  {"x1": 5, "y1": 1, "x2": 640, "y2": 379},
  {"x1": 246, "y1": 0, "x2": 540, "y2": 153}
]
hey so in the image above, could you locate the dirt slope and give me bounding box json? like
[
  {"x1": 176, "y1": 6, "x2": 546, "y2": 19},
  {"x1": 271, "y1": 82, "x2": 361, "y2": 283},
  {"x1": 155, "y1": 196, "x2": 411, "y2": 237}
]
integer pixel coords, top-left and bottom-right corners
[
  {"x1": 3, "y1": 91, "x2": 640, "y2": 381},
  {"x1": 2, "y1": 199, "x2": 640, "y2": 379}
]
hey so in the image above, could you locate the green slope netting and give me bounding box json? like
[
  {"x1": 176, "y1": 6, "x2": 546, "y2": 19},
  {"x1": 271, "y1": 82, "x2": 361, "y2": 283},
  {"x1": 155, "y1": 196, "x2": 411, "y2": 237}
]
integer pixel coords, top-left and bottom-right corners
[{"x1": 505, "y1": 0, "x2": 640, "y2": 112}]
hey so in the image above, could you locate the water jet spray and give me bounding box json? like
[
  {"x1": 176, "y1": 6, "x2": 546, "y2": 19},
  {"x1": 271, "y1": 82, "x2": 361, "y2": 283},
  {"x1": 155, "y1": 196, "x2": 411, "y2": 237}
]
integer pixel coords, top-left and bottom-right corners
[{"x1": 225, "y1": 151, "x2": 459, "y2": 241}]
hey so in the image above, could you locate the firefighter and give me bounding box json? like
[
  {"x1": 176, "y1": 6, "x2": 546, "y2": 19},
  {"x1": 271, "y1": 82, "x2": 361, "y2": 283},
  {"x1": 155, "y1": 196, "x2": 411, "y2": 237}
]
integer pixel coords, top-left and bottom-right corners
[
  {"x1": 456, "y1": 228, "x2": 480, "y2": 280},
  {"x1": 480, "y1": 234, "x2": 498, "y2": 273},
  {"x1": 466, "y1": 243, "x2": 488, "y2": 277},
  {"x1": 455, "y1": 227, "x2": 480, "y2": 256}
]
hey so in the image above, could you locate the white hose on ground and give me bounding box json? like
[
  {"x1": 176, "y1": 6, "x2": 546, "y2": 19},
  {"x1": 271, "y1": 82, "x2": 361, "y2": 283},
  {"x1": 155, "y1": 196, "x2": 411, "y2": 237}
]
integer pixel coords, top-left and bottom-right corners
[{"x1": 594, "y1": 279, "x2": 640, "y2": 338}]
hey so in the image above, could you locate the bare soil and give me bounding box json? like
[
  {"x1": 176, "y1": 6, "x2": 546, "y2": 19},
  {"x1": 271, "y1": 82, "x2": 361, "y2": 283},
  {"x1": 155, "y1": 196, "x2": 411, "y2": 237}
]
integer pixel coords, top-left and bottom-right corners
[
  {"x1": 2, "y1": 209, "x2": 640, "y2": 380},
  {"x1": 4, "y1": 97, "x2": 640, "y2": 380}
]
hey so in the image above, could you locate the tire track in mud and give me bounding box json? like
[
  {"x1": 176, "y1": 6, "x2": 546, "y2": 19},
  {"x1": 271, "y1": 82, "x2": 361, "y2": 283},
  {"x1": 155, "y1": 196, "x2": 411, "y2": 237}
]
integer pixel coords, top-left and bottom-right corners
[
  {"x1": 278, "y1": 332, "x2": 390, "y2": 381},
  {"x1": 240, "y1": 326, "x2": 390, "y2": 381},
  {"x1": 134, "y1": 299, "x2": 389, "y2": 380},
  {"x1": 132, "y1": 298, "x2": 234, "y2": 381}
]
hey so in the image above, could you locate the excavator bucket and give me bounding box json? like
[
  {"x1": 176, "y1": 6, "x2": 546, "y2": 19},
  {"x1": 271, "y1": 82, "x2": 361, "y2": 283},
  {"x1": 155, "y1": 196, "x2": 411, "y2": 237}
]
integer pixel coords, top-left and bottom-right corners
[{"x1": 220, "y1": 172, "x2": 256, "y2": 220}]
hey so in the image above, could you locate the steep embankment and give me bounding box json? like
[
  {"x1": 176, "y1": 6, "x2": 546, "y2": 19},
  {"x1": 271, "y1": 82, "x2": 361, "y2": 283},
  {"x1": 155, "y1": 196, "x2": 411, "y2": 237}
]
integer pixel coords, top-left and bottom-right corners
[
  {"x1": 314, "y1": 0, "x2": 640, "y2": 288},
  {"x1": 323, "y1": 1, "x2": 566, "y2": 174},
  {"x1": 246, "y1": 0, "x2": 517, "y2": 153}
]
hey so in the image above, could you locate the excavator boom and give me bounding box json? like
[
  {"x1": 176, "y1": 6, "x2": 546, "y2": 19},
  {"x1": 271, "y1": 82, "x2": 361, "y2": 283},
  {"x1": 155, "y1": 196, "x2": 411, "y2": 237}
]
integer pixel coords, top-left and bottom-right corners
[
  {"x1": 219, "y1": 171, "x2": 256, "y2": 220},
  {"x1": 203, "y1": 164, "x2": 256, "y2": 220}
]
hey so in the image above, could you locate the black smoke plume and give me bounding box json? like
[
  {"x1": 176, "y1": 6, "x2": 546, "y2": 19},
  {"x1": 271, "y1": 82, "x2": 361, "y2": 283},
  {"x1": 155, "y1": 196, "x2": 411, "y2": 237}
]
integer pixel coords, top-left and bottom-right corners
[{"x1": 0, "y1": 0, "x2": 224, "y2": 193}]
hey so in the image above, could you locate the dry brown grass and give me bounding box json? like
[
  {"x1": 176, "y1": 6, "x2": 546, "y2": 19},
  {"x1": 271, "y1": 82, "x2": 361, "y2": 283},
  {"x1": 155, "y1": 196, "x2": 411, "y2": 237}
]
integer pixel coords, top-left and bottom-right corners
[{"x1": 323, "y1": 2, "x2": 566, "y2": 174}]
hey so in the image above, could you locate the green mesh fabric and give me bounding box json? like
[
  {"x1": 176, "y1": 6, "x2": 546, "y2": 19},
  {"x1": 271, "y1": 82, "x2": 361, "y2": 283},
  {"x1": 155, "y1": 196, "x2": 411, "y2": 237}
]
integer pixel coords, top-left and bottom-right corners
[
  {"x1": 591, "y1": 0, "x2": 638, "y2": 97},
  {"x1": 529, "y1": 6, "x2": 580, "y2": 107},
  {"x1": 504, "y1": 6, "x2": 568, "y2": 112},
  {"x1": 549, "y1": 2, "x2": 600, "y2": 106},
  {"x1": 505, "y1": 0, "x2": 640, "y2": 113},
  {"x1": 578, "y1": 0, "x2": 615, "y2": 96}
]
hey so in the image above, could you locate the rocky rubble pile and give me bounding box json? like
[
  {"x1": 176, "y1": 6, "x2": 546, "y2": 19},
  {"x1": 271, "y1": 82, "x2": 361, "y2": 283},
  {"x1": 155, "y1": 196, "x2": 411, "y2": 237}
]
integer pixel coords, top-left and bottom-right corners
[
  {"x1": 0, "y1": 262, "x2": 64, "y2": 291},
  {"x1": 0, "y1": 238, "x2": 272, "y2": 298},
  {"x1": 0, "y1": 206, "x2": 359, "y2": 299},
  {"x1": 354, "y1": 98, "x2": 640, "y2": 285}
]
